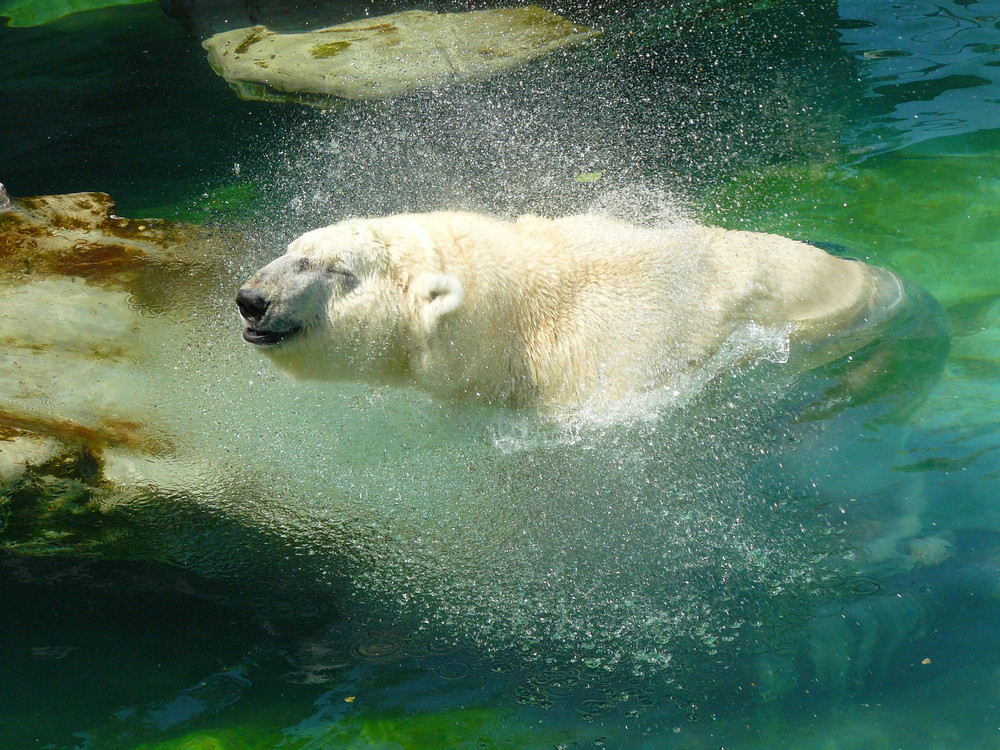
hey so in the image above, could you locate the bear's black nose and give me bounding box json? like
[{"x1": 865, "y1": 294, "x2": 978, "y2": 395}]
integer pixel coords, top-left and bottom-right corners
[{"x1": 236, "y1": 287, "x2": 270, "y2": 322}]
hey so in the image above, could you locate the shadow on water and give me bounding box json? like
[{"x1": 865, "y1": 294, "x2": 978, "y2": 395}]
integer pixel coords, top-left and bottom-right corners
[{"x1": 0, "y1": 553, "x2": 271, "y2": 747}]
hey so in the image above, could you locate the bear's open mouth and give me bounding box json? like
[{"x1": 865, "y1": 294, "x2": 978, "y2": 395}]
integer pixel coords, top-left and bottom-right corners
[{"x1": 243, "y1": 325, "x2": 302, "y2": 346}]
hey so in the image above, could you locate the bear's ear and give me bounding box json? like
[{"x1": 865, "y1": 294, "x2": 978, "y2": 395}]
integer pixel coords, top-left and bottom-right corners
[{"x1": 411, "y1": 272, "x2": 464, "y2": 334}]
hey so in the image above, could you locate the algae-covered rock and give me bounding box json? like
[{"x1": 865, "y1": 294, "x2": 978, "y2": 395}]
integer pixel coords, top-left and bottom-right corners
[
  {"x1": 0, "y1": 189, "x2": 345, "y2": 594},
  {"x1": 0, "y1": 189, "x2": 231, "y2": 552},
  {"x1": 0, "y1": 0, "x2": 151, "y2": 27},
  {"x1": 0, "y1": 190, "x2": 216, "y2": 289},
  {"x1": 202, "y1": 7, "x2": 601, "y2": 104}
]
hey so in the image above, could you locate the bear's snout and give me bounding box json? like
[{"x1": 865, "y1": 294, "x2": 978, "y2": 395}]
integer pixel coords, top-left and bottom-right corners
[{"x1": 236, "y1": 287, "x2": 270, "y2": 323}]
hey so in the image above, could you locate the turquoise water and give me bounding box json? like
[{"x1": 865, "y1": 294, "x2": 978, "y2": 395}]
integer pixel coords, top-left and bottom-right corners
[{"x1": 2, "y1": 1, "x2": 1000, "y2": 748}]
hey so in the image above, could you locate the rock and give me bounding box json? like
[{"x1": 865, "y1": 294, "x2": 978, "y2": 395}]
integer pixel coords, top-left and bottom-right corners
[
  {"x1": 0, "y1": 190, "x2": 304, "y2": 584},
  {"x1": 0, "y1": 190, "x2": 228, "y2": 497},
  {"x1": 202, "y1": 7, "x2": 601, "y2": 104},
  {"x1": 0, "y1": 190, "x2": 218, "y2": 287},
  {"x1": 0, "y1": 432, "x2": 67, "y2": 485},
  {"x1": 0, "y1": 189, "x2": 234, "y2": 320}
]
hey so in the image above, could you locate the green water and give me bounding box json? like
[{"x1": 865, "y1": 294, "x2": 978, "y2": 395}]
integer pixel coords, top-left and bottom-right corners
[{"x1": 2, "y1": 1, "x2": 1000, "y2": 748}]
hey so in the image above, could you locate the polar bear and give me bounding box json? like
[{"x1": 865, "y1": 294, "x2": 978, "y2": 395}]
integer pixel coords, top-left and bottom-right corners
[{"x1": 236, "y1": 211, "x2": 905, "y2": 407}]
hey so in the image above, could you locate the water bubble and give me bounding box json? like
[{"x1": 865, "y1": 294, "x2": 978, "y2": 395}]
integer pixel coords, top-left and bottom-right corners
[
  {"x1": 841, "y1": 576, "x2": 883, "y2": 596},
  {"x1": 578, "y1": 698, "x2": 613, "y2": 717},
  {"x1": 351, "y1": 641, "x2": 403, "y2": 662},
  {"x1": 433, "y1": 661, "x2": 471, "y2": 680}
]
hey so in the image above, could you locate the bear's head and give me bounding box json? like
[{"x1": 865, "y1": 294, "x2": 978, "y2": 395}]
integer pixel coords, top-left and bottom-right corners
[{"x1": 236, "y1": 219, "x2": 464, "y2": 383}]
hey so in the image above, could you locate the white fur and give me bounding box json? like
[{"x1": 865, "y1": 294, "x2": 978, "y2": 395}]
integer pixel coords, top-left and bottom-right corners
[{"x1": 239, "y1": 212, "x2": 905, "y2": 407}]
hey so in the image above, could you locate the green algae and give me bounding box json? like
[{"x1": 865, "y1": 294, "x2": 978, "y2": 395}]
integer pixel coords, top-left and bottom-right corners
[
  {"x1": 127, "y1": 708, "x2": 568, "y2": 750},
  {"x1": 233, "y1": 27, "x2": 269, "y2": 55},
  {"x1": 310, "y1": 41, "x2": 350, "y2": 59},
  {"x1": 0, "y1": 0, "x2": 151, "y2": 27},
  {"x1": 137, "y1": 182, "x2": 264, "y2": 224},
  {"x1": 698, "y1": 128, "x2": 1000, "y2": 308}
]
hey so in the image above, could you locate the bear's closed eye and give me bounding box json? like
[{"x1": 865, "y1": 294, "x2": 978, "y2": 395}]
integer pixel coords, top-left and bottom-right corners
[{"x1": 331, "y1": 268, "x2": 358, "y2": 291}]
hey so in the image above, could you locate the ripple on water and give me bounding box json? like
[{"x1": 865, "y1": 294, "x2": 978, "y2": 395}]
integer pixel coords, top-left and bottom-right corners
[{"x1": 862, "y1": 48, "x2": 913, "y2": 59}]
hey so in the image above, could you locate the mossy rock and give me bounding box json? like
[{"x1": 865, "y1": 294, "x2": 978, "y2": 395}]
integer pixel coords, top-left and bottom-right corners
[
  {"x1": 0, "y1": 189, "x2": 233, "y2": 555},
  {"x1": 202, "y1": 7, "x2": 601, "y2": 104}
]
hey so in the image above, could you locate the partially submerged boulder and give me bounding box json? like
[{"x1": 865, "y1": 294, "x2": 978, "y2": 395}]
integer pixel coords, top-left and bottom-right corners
[
  {"x1": 0, "y1": 189, "x2": 219, "y2": 292},
  {"x1": 0, "y1": 188, "x2": 310, "y2": 592},
  {"x1": 202, "y1": 6, "x2": 601, "y2": 104},
  {"x1": 0, "y1": 189, "x2": 226, "y2": 511}
]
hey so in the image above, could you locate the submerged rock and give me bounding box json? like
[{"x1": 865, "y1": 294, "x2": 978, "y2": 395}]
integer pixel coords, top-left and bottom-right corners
[
  {"x1": 202, "y1": 7, "x2": 601, "y2": 104},
  {"x1": 0, "y1": 188, "x2": 342, "y2": 593},
  {"x1": 0, "y1": 189, "x2": 231, "y2": 543},
  {"x1": 0, "y1": 190, "x2": 218, "y2": 289},
  {"x1": 0, "y1": 432, "x2": 66, "y2": 486}
]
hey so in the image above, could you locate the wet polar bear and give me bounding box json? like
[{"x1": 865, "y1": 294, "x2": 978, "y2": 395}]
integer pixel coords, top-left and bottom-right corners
[{"x1": 237, "y1": 212, "x2": 905, "y2": 408}]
